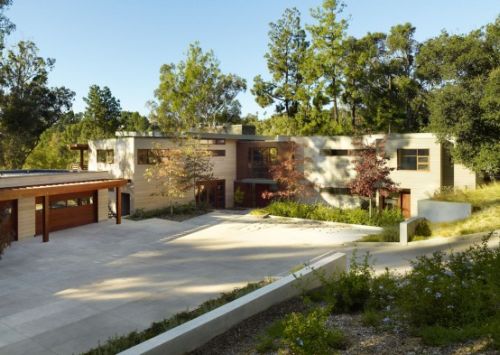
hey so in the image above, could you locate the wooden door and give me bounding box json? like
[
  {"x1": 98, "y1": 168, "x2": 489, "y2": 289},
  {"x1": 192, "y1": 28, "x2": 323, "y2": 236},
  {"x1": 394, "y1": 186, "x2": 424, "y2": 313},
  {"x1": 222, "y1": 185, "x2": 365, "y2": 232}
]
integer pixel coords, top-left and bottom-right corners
[
  {"x1": 0, "y1": 200, "x2": 17, "y2": 242},
  {"x1": 400, "y1": 191, "x2": 411, "y2": 219},
  {"x1": 196, "y1": 180, "x2": 225, "y2": 209}
]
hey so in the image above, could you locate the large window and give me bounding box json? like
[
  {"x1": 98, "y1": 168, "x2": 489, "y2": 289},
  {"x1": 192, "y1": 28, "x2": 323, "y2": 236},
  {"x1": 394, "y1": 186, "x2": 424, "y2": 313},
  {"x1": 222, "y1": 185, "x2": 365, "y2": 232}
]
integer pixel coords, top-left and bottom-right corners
[
  {"x1": 200, "y1": 139, "x2": 225, "y2": 145},
  {"x1": 137, "y1": 149, "x2": 169, "y2": 165},
  {"x1": 397, "y1": 149, "x2": 429, "y2": 171},
  {"x1": 248, "y1": 147, "x2": 278, "y2": 178},
  {"x1": 321, "y1": 149, "x2": 367, "y2": 156},
  {"x1": 97, "y1": 149, "x2": 114, "y2": 164},
  {"x1": 209, "y1": 149, "x2": 226, "y2": 157}
]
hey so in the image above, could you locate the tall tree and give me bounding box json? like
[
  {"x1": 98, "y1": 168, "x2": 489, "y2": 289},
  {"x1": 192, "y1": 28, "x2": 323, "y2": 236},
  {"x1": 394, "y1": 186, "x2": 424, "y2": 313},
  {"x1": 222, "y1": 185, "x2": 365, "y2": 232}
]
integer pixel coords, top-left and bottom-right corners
[
  {"x1": 252, "y1": 8, "x2": 308, "y2": 117},
  {"x1": 306, "y1": 0, "x2": 347, "y2": 122},
  {"x1": 419, "y1": 17, "x2": 500, "y2": 177},
  {"x1": 0, "y1": 41, "x2": 74, "y2": 168},
  {"x1": 82, "y1": 85, "x2": 121, "y2": 138},
  {"x1": 0, "y1": 0, "x2": 14, "y2": 50},
  {"x1": 154, "y1": 43, "x2": 246, "y2": 132}
]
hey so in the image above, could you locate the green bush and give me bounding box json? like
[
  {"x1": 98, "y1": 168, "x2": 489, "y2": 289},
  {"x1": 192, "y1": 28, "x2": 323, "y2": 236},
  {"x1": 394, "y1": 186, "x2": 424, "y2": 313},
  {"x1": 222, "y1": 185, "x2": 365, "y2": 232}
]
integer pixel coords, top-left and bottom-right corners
[
  {"x1": 415, "y1": 219, "x2": 432, "y2": 237},
  {"x1": 128, "y1": 202, "x2": 206, "y2": 220},
  {"x1": 281, "y1": 307, "x2": 347, "y2": 355},
  {"x1": 260, "y1": 201, "x2": 403, "y2": 227}
]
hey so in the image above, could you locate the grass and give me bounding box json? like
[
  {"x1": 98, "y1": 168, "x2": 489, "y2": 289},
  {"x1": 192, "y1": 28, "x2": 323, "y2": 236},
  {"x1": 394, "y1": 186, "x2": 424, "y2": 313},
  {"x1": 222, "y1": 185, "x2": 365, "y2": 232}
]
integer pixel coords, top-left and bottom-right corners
[
  {"x1": 432, "y1": 182, "x2": 500, "y2": 209},
  {"x1": 82, "y1": 280, "x2": 270, "y2": 355}
]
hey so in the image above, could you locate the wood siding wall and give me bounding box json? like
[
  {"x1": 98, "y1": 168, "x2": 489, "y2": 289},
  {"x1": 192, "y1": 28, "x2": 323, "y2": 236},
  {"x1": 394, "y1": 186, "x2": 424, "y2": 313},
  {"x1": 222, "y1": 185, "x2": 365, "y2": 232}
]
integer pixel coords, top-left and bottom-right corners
[
  {"x1": 98, "y1": 189, "x2": 109, "y2": 222},
  {"x1": 17, "y1": 197, "x2": 35, "y2": 240}
]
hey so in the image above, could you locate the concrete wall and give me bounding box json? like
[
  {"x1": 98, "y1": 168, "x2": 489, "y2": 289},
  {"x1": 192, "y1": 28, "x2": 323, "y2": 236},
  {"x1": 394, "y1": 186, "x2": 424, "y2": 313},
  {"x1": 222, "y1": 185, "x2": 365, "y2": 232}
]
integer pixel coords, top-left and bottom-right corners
[
  {"x1": 294, "y1": 133, "x2": 445, "y2": 217},
  {"x1": 119, "y1": 252, "x2": 346, "y2": 355},
  {"x1": 97, "y1": 189, "x2": 109, "y2": 222},
  {"x1": 17, "y1": 197, "x2": 35, "y2": 240},
  {"x1": 418, "y1": 199, "x2": 471, "y2": 223},
  {"x1": 90, "y1": 137, "x2": 238, "y2": 212},
  {"x1": 453, "y1": 163, "x2": 476, "y2": 189}
]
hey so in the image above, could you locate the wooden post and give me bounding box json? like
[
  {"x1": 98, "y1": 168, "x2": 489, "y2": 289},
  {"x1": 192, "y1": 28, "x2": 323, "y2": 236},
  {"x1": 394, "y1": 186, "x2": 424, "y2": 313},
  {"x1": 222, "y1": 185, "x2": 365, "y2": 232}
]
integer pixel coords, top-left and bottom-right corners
[
  {"x1": 79, "y1": 149, "x2": 84, "y2": 170},
  {"x1": 116, "y1": 186, "x2": 122, "y2": 224},
  {"x1": 43, "y1": 195, "x2": 49, "y2": 242}
]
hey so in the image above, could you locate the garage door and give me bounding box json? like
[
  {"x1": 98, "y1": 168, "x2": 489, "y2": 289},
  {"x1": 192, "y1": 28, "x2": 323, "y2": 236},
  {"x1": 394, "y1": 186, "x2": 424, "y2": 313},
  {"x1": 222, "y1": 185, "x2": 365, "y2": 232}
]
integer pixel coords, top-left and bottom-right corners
[
  {"x1": 0, "y1": 200, "x2": 17, "y2": 241},
  {"x1": 36, "y1": 191, "x2": 97, "y2": 234}
]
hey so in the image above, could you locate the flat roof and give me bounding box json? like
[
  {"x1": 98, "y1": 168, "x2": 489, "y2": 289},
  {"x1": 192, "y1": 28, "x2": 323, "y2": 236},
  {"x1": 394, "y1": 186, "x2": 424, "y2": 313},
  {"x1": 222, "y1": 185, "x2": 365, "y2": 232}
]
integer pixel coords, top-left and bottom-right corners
[
  {"x1": 0, "y1": 169, "x2": 71, "y2": 177},
  {"x1": 113, "y1": 131, "x2": 271, "y2": 141}
]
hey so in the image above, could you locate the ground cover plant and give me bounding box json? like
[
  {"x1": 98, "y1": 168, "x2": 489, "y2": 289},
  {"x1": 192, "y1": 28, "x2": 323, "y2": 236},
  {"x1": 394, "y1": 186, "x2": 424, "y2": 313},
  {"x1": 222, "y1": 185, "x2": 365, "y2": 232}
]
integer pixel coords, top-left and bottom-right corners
[
  {"x1": 128, "y1": 202, "x2": 211, "y2": 222},
  {"x1": 251, "y1": 200, "x2": 403, "y2": 227},
  {"x1": 82, "y1": 281, "x2": 270, "y2": 355},
  {"x1": 253, "y1": 235, "x2": 500, "y2": 353}
]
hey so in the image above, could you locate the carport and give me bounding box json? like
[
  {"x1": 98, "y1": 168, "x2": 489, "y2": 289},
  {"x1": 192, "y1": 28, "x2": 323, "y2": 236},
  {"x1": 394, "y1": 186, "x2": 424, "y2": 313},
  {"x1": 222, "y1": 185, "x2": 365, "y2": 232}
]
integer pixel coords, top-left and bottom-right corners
[{"x1": 0, "y1": 178, "x2": 128, "y2": 242}]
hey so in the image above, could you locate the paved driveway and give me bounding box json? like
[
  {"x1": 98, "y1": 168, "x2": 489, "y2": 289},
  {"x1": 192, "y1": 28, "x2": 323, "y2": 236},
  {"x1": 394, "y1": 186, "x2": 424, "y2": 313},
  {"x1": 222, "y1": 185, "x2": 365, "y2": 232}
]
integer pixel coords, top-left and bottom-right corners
[{"x1": 0, "y1": 211, "x2": 380, "y2": 355}]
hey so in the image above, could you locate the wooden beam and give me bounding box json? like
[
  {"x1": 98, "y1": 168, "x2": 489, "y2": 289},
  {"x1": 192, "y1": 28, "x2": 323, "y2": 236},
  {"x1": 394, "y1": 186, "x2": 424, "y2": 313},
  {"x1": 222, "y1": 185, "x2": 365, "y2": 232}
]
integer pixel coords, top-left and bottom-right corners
[
  {"x1": 80, "y1": 150, "x2": 84, "y2": 170},
  {"x1": 0, "y1": 179, "x2": 128, "y2": 201},
  {"x1": 43, "y1": 195, "x2": 49, "y2": 243},
  {"x1": 116, "y1": 186, "x2": 122, "y2": 225}
]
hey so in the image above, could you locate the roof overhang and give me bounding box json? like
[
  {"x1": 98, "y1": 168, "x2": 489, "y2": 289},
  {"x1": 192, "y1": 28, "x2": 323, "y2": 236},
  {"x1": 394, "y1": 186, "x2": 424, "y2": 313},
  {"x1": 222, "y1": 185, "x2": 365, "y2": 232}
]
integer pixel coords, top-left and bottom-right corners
[{"x1": 0, "y1": 179, "x2": 128, "y2": 201}]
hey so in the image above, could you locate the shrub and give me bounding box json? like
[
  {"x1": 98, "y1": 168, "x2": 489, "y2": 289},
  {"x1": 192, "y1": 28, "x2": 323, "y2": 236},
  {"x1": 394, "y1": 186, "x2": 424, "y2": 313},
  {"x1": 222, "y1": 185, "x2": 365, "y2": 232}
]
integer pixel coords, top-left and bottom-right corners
[
  {"x1": 259, "y1": 201, "x2": 403, "y2": 227},
  {"x1": 128, "y1": 202, "x2": 206, "y2": 220},
  {"x1": 414, "y1": 219, "x2": 432, "y2": 238},
  {"x1": 281, "y1": 307, "x2": 347, "y2": 355}
]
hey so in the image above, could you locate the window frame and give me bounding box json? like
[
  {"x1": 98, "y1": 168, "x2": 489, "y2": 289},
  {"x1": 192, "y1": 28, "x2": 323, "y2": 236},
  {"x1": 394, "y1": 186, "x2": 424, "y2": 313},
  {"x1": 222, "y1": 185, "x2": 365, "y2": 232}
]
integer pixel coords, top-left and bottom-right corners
[
  {"x1": 96, "y1": 149, "x2": 114, "y2": 164},
  {"x1": 397, "y1": 149, "x2": 430, "y2": 171}
]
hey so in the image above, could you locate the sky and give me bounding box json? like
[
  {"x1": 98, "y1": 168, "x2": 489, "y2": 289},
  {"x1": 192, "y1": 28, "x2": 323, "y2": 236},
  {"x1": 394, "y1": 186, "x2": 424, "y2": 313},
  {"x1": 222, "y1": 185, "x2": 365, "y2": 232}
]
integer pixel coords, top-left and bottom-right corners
[{"x1": 6, "y1": 0, "x2": 499, "y2": 118}]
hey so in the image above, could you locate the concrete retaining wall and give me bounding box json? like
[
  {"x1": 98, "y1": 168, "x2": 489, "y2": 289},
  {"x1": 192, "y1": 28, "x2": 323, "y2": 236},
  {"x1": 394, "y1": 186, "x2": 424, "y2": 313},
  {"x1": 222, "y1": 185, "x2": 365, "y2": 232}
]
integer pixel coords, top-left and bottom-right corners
[
  {"x1": 400, "y1": 217, "x2": 424, "y2": 245},
  {"x1": 119, "y1": 252, "x2": 346, "y2": 355},
  {"x1": 418, "y1": 199, "x2": 471, "y2": 223}
]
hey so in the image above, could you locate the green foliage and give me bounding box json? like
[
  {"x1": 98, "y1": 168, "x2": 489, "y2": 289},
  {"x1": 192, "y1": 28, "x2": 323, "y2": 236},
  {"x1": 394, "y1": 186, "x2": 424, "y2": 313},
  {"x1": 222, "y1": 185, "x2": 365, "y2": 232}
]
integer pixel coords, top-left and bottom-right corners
[
  {"x1": 154, "y1": 42, "x2": 246, "y2": 132},
  {"x1": 0, "y1": 41, "x2": 75, "y2": 169},
  {"x1": 120, "y1": 111, "x2": 150, "y2": 132},
  {"x1": 233, "y1": 186, "x2": 245, "y2": 207},
  {"x1": 257, "y1": 201, "x2": 403, "y2": 227},
  {"x1": 360, "y1": 225, "x2": 400, "y2": 242},
  {"x1": 414, "y1": 219, "x2": 431, "y2": 237},
  {"x1": 82, "y1": 85, "x2": 122, "y2": 138},
  {"x1": 82, "y1": 281, "x2": 269, "y2": 355},
  {"x1": 252, "y1": 8, "x2": 308, "y2": 118},
  {"x1": 281, "y1": 307, "x2": 347, "y2": 355},
  {"x1": 128, "y1": 202, "x2": 207, "y2": 221},
  {"x1": 0, "y1": 0, "x2": 14, "y2": 50}
]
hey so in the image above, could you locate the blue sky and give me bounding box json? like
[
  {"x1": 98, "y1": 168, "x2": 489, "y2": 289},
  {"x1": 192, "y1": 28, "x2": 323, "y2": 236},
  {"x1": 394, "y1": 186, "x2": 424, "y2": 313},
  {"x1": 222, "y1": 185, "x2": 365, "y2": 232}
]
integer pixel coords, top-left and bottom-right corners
[{"x1": 6, "y1": 0, "x2": 499, "y2": 118}]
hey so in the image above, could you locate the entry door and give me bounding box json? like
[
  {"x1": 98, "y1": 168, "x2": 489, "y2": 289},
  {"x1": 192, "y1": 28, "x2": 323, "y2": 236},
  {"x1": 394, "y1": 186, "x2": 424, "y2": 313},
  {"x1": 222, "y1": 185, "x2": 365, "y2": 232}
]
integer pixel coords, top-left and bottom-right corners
[
  {"x1": 196, "y1": 180, "x2": 225, "y2": 209},
  {"x1": 400, "y1": 191, "x2": 411, "y2": 218},
  {"x1": 0, "y1": 200, "x2": 17, "y2": 242}
]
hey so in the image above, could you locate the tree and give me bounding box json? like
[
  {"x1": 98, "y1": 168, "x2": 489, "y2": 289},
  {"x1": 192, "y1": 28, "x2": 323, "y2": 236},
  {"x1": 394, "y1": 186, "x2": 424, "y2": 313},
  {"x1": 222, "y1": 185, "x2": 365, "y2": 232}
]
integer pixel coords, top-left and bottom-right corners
[
  {"x1": 177, "y1": 138, "x2": 214, "y2": 208},
  {"x1": 144, "y1": 146, "x2": 186, "y2": 215},
  {"x1": 120, "y1": 111, "x2": 150, "y2": 132},
  {"x1": 0, "y1": 0, "x2": 14, "y2": 50},
  {"x1": 262, "y1": 142, "x2": 311, "y2": 200},
  {"x1": 82, "y1": 85, "x2": 121, "y2": 138},
  {"x1": 419, "y1": 17, "x2": 500, "y2": 177},
  {"x1": 154, "y1": 43, "x2": 246, "y2": 132},
  {"x1": 252, "y1": 8, "x2": 308, "y2": 117},
  {"x1": 0, "y1": 41, "x2": 74, "y2": 169},
  {"x1": 348, "y1": 143, "x2": 398, "y2": 217},
  {"x1": 306, "y1": 0, "x2": 347, "y2": 122}
]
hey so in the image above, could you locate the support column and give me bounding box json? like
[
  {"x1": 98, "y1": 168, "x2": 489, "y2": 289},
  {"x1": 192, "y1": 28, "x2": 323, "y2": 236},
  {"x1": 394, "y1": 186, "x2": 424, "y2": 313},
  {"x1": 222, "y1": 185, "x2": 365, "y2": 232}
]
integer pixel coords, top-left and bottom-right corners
[
  {"x1": 43, "y1": 195, "x2": 49, "y2": 243},
  {"x1": 116, "y1": 186, "x2": 122, "y2": 225},
  {"x1": 79, "y1": 149, "x2": 84, "y2": 170}
]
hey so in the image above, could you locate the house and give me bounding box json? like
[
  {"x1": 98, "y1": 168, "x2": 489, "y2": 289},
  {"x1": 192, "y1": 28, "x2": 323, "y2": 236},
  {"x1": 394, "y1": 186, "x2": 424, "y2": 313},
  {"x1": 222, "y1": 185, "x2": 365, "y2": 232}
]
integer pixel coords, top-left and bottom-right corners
[
  {"x1": 88, "y1": 128, "x2": 477, "y2": 219},
  {"x1": 0, "y1": 170, "x2": 127, "y2": 242}
]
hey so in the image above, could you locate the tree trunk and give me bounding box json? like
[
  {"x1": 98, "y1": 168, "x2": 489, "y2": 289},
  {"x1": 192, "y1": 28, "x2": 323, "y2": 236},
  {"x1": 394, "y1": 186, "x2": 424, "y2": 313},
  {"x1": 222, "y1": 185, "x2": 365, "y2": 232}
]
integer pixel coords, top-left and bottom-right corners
[
  {"x1": 170, "y1": 204, "x2": 174, "y2": 216},
  {"x1": 351, "y1": 105, "x2": 356, "y2": 127},
  {"x1": 369, "y1": 198, "x2": 372, "y2": 219}
]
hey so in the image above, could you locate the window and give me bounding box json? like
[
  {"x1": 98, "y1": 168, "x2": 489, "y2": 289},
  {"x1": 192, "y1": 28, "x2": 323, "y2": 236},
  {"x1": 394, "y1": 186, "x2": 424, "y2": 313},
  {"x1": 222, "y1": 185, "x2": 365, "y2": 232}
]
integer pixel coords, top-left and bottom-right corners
[
  {"x1": 200, "y1": 139, "x2": 225, "y2": 145},
  {"x1": 320, "y1": 187, "x2": 351, "y2": 195},
  {"x1": 51, "y1": 200, "x2": 67, "y2": 209},
  {"x1": 96, "y1": 149, "x2": 114, "y2": 164},
  {"x1": 137, "y1": 149, "x2": 169, "y2": 164},
  {"x1": 398, "y1": 149, "x2": 429, "y2": 171},
  {"x1": 321, "y1": 149, "x2": 366, "y2": 156},
  {"x1": 247, "y1": 147, "x2": 278, "y2": 178},
  {"x1": 209, "y1": 150, "x2": 226, "y2": 157}
]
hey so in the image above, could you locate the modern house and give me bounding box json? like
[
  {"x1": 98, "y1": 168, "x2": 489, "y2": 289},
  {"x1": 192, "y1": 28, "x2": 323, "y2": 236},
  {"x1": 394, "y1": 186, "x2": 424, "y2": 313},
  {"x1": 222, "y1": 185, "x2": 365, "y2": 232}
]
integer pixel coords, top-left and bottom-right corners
[
  {"x1": 88, "y1": 128, "x2": 477, "y2": 219},
  {"x1": 0, "y1": 170, "x2": 127, "y2": 242}
]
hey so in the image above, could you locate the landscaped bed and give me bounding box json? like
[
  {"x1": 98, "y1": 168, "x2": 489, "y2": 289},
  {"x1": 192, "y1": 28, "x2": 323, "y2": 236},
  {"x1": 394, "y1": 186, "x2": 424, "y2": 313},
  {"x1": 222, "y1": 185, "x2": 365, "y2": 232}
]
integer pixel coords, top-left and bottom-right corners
[
  {"x1": 128, "y1": 203, "x2": 212, "y2": 222},
  {"x1": 360, "y1": 183, "x2": 500, "y2": 242},
  {"x1": 192, "y1": 236, "x2": 500, "y2": 354}
]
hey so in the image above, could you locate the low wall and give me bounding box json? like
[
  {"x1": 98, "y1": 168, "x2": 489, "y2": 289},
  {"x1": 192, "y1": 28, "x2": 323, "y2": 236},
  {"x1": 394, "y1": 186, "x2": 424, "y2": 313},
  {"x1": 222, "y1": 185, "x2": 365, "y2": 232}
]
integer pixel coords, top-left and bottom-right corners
[
  {"x1": 418, "y1": 199, "x2": 471, "y2": 223},
  {"x1": 400, "y1": 217, "x2": 424, "y2": 245},
  {"x1": 119, "y1": 252, "x2": 346, "y2": 355}
]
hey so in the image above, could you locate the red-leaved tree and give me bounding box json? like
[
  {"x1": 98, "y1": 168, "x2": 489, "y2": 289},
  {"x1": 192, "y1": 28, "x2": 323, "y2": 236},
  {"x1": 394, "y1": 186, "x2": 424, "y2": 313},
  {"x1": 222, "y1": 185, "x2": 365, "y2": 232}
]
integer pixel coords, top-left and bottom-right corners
[
  {"x1": 348, "y1": 143, "x2": 398, "y2": 217},
  {"x1": 262, "y1": 143, "x2": 311, "y2": 201}
]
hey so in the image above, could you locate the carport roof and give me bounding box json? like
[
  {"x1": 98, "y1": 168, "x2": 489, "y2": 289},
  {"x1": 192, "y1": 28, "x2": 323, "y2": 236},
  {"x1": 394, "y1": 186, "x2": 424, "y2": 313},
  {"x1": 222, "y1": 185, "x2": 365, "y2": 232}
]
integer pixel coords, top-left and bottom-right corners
[{"x1": 0, "y1": 178, "x2": 128, "y2": 201}]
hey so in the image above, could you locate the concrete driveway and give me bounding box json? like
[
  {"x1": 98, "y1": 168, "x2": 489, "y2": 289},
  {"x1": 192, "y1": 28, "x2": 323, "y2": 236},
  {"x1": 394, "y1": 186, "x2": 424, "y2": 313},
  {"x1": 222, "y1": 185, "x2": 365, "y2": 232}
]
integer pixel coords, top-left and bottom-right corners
[{"x1": 0, "y1": 211, "x2": 380, "y2": 355}]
